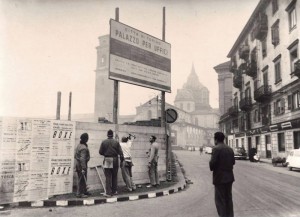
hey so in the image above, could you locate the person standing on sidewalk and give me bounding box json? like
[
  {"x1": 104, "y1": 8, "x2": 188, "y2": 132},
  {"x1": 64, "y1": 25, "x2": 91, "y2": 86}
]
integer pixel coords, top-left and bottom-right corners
[
  {"x1": 146, "y1": 135, "x2": 160, "y2": 188},
  {"x1": 209, "y1": 132, "x2": 235, "y2": 217},
  {"x1": 99, "y1": 129, "x2": 124, "y2": 197},
  {"x1": 74, "y1": 133, "x2": 91, "y2": 198},
  {"x1": 120, "y1": 134, "x2": 136, "y2": 192}
]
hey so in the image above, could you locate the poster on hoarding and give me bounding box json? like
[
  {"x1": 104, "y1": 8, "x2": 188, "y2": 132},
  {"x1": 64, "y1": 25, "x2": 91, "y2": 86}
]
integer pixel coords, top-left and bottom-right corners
[
  {"x1": 28, "y1": 119, "x2": 51, "y2": 201},
  {"x1": 0, "y1": 118, "x2": 17, "y2": 204},
  {"x1": 48, "y1": 120, "x2": 75, "y2": 196}
]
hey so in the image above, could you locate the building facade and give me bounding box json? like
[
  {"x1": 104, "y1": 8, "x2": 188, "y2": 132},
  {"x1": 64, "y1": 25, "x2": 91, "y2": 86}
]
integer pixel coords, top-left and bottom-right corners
[
  {"x1": 214, "y1": 61, "x2": 232, "y2": 116},
  {"x1": 219, "y1": 0, "x2": 300, "y2": 159},
  {"x1": 133, "y1": 65, "x2": 220, "y2": 147}
]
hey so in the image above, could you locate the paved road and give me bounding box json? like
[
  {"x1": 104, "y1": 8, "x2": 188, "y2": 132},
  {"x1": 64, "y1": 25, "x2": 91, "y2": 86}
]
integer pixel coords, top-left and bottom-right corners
[{"x1": 7, "y1": 150, "x2": 300, "y2": 217}]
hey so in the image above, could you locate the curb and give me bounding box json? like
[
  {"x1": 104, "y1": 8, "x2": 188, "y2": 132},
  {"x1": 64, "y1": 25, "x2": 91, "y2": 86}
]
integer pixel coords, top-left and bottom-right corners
[
  {"x1": 14, "y1": 184, "x2": 186, "y2": 208},
  {"x1": 1, "y1": 162, "x2": 187, "y2": 209}
]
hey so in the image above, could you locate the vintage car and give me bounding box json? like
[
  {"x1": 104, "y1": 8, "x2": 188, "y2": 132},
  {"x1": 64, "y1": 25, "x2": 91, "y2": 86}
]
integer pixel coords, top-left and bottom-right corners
[
  {"x1": 286, "y1": 149, "x2": 300, "y2": 171},
  {"x1": 234, "y1": 147, "x2": 247, "y2": 160}
]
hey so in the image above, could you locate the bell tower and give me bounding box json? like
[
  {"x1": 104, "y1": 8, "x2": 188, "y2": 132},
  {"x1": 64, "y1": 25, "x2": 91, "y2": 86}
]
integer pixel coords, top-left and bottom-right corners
[{"x1": 94, "y1": 35, "x2": 114, "y2": 122}]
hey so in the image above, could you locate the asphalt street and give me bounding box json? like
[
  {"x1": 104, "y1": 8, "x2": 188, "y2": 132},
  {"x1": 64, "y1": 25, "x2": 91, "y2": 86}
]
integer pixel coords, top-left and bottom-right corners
[{"x1": 6, "y1": 150, "x2": 300, "y2": 217}]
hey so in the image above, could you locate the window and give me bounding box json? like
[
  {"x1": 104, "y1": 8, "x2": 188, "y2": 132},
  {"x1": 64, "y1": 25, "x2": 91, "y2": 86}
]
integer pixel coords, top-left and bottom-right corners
[
  {"x1": 147, "y1": 110, "x2": 152, "y2": 119},
  {"x1": 187, "y1": 103, "x2": 190, "y2": 110},
  {"x1": 263, "y1": 69, "x2": 269, "y2": 86},
  {"x1": 100, "y1": 55, "x2": 106, "y2": 66},
  {"x1": 288, "y1": 6, "x2": 297, "y2": 31},
  {"x1": 236, "y1": 139, "x2": 239, "y2": 148},
  {"x1": 271, "y1": 20, "x2": 280, "y2": 46},
  {"x1": 262, "y1": 38, "x2": 267, "y2": 58},
  {"x1": 253, "y1": 108, "x2": 261, "y2": 123},
  {"x1": 272, "y1": 0, "x2": 278, "y2": 14},
  {"x1": 288, "y1": 91, "x2": 300, "y2": 110},
  {"x1": 273, "y1": 98, "x2": 285, "y2": 115},
  {"x1": 273, "y1": 56, "x2": 282, "y2": 84},
  {"x1": 233, "y1": 96, "x2": 238, "y2": 108},
  {"x1": 254, "y1": 78, "x2": 258, "y2": 90},
  {"x1": 278, "y1": 132, "x2": 285, "y2": 152},
  {"x1": 195, "y1": 118, "x2": 198, "y2": 126},
  {"x1": 288, "y1": 41, "x2": 298, "y2": 73}
]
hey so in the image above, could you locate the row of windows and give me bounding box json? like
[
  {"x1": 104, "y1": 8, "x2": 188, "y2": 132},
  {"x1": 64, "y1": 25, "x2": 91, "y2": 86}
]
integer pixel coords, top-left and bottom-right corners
[{"x1": 232, "y1": 130, "x2": 300, "y2": 153}]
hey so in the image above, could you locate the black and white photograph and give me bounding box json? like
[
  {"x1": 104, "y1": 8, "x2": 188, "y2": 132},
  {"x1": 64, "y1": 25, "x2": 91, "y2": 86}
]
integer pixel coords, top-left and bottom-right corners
[{"x1": 1, "y1": 0, "x2": 300, "y2": 216}]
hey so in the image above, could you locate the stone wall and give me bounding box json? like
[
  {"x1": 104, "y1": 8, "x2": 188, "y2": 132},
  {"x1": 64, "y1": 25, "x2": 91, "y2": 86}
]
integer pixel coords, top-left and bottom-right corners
[{"x1": 75, "y1": 122, "x2": 166, "y2": 191}]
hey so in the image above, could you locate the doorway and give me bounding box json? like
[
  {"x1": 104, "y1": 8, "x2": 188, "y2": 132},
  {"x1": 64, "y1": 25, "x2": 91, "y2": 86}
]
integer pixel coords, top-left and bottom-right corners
[
  {"x1": 247, "y1": 137, "x2": 252, "y2": 156},
  {"x1": 294, "y1": 131, "x2": 300, "y2": 149},
  {"x1": 265, "y1": 135, "x2": 272, "y2": 158}
]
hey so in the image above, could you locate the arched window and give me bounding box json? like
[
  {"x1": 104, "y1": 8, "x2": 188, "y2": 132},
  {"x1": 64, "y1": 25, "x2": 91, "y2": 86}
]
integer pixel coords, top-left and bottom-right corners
[
  {"x1": 147, "y1": 110, "x2": 152, "y2": 119},
  {"x1": 195, "y1": 117, "x2": 198, "y2": 126},
  {"x1": 101, "y1": 55, "x2": 106, "y2": 66}
]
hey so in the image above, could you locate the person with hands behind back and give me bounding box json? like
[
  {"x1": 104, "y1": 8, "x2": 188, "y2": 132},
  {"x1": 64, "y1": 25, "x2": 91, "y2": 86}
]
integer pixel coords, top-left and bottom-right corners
[
  {"x1": 146, "y1": 135, "x2": 160, "y2": 188},
  {"x1": 74, "y1": 133, "x2": 91, "y2": 198}
]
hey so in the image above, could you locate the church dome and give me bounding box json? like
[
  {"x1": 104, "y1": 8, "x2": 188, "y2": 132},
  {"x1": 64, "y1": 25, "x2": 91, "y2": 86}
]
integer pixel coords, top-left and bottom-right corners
[{"x1": 174, "y1": 89, "x2": 194, "y2": 102}]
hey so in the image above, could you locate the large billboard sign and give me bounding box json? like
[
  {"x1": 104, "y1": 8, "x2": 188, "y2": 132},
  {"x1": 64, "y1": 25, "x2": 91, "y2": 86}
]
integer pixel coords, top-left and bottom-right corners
[{"x1": 109, "y1": 19, "x2": 171, "y2": 92}]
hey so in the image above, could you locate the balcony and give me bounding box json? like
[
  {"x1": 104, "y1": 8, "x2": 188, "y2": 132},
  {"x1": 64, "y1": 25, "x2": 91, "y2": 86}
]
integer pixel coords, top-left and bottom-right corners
[
  {"x1": 233, "y1": 70, "x2": 242, "y2": 89},
  {"x1": 228, "y1": 106, "x2": 239, "y2": 117},
  {"x1": 262, "y1": 116, "x2": 271, "y2": 125},
  {"x1": 292, "y1": 59, "x2": 300, "y2": 78},
  {"x1": 253, "y1": 13, "x2": 268, "y2": 41},
  {"x1": 254, "y1": 85, "x2": 272, "y2": 103},
  {"x1": 239, "y1": 45, "x2": 250, "y2": 60},
  {"x1": 245, "y1": 61, "x2": 257, "y2": 78},
  {"x1": 239, "y1": 97, "x2": 252, "y2": 111}
]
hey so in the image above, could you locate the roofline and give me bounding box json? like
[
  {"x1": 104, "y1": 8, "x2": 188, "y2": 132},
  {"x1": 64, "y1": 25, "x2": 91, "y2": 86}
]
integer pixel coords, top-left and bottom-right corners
[{"x1": 227, "y1": 0, "x2": 269, "y2": 58}]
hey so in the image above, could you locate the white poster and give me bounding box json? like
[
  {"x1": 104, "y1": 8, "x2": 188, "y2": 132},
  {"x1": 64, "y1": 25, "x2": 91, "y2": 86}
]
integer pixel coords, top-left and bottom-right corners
[
  {"x1": 28, "y1": 119, "x2": 51, "y2": 201},
  {"x1": 13, "y1": 119, "x2": 32, "y2": 202},
  {"x1": 0, "y1": 118, "x2": 17, "y2": 204},
  {"x1": 48, "y1": 120, "x2": 75, "y2": 196}
]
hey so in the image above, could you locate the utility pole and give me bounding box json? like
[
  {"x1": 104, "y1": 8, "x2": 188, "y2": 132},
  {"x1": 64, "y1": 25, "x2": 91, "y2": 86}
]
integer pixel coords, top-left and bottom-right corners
[
  {"x1": 68, "y1": 92, "x2": 72, "y2": 121},
  {"x1": 56, "y1": 91, "x2": 61, "y2": 120},
  {"x1": 113, "y1": 7, "x2": 120, "y2": 140}
]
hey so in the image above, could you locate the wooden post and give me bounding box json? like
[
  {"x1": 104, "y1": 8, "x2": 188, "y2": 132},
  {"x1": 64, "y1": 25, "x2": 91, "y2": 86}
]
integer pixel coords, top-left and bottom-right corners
[
  {"x1": 56, "y1": 91, "x2": 61, "y2": 120},
  {"x1": 113, "y1": 7, "x2": 120, "y2": 139},
  {"x1": 68, "y1": 92, "x2": 72, "y2": 121}
]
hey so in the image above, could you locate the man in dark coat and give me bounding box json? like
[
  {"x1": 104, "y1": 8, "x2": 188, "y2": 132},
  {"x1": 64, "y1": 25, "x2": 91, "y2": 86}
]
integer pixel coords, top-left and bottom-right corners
[
  {"x1": 99, "y1": 129, "x2": 124, "y2": 197},
  {"x1": 209, "y1": 132, "x2": 235, "y2": 217},
  {"x1": 74, "y1": 133, "x2": 90, "y2": 198}
]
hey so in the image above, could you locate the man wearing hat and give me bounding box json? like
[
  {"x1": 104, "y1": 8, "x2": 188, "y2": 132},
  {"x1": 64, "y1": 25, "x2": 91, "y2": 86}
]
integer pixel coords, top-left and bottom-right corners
[
  {"x1": 74, "y1": 133, "x2": 90, "y2": 198},
  {"x1": 99, "y1": 129, "x2": 124, "y2": 196}
]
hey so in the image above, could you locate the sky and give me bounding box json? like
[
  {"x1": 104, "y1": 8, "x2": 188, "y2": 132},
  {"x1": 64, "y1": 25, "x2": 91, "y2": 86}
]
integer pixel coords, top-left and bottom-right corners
[{"x1": 0, "y1": 0, "x2": 260, "y2": 118}]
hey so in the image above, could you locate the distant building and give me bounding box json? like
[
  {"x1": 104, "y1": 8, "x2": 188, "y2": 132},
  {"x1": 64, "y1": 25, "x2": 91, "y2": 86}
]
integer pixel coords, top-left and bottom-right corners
[
  {"x1": 219, "y1": 0, "x2": 300, "y2": 159},
  {"x1": 132, "y1": 65, "x2": 220, "y2": 147}
]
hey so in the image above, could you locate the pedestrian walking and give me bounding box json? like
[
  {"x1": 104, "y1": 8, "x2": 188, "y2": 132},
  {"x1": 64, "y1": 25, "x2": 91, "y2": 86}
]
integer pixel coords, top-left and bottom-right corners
[
  {"x1": 146, "y1": 135, "x2": 160, "y2": 188},
  {"x1": 209, "y1": 132, "x2": 235, "y2": 217},
  {"x1": 99, "y1": 129, "x2": 124, "y2": 197},
  {"x1": 120, "y1": 134, "x2": 136, "y2": 192},
  {"x1": 200, "y1": 146, "x2": 203, "y2": 155},
  {"x1": 74, "y1": 133, "x2": 91, "y2": 198}
]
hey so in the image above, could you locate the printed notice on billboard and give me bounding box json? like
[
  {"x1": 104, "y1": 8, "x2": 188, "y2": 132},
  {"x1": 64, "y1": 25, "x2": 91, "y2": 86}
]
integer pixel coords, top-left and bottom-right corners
[
  {"x1": 109, "y1": 19, "x2": 171, "y2": 92},
  {"x1": 48, "y1": 120, "x2": 75, "y2": 196}
]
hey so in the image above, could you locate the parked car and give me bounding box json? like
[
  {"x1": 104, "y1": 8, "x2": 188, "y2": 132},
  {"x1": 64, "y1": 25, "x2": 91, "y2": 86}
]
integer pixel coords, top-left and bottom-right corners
[
  {"x1": 286, "y1": 149, "x2": 300, "y2": 171},
  {"x1": 205, "y1": 146, "x2": 213, "y2": 154},
  {"x1": 234, "y1": 147, "x2": 247, "y2": 160}
]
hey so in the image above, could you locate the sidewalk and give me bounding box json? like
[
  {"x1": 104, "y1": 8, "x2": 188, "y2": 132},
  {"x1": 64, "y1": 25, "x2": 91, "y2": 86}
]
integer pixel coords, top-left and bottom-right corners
[{"x1": 1, "y1": 161, "x2": 187, "y2": 210}]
